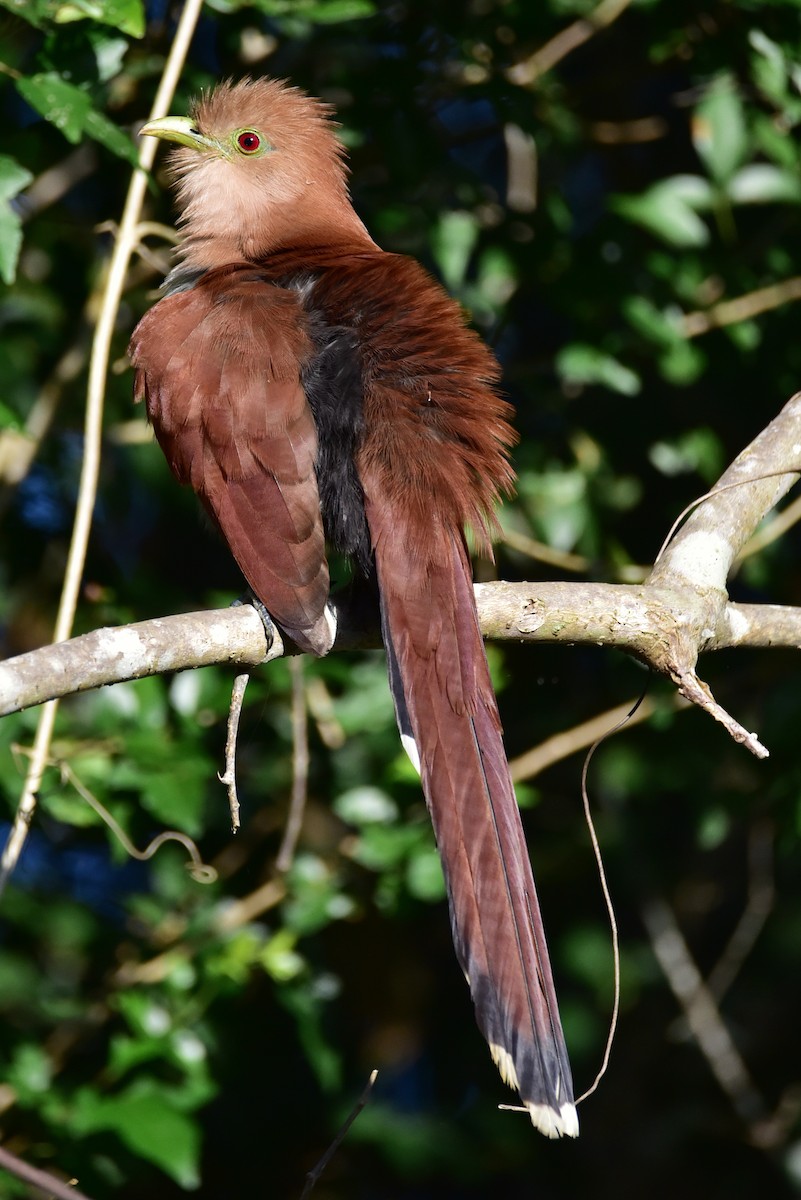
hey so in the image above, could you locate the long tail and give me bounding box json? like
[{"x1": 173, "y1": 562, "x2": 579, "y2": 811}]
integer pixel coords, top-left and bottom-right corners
[{"x1": 375, "y1": 530, "x2": 577, "y2": 1138}]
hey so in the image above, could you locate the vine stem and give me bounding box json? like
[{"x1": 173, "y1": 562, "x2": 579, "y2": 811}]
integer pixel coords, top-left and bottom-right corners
[{"x1": 0, "y1": 0, "x2": 205, "y2": 896}]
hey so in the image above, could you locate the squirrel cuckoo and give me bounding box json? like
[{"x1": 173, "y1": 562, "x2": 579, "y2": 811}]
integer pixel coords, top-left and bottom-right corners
[{"x1": 130, "y1": 78, "x2": 577, "y2": 1138}]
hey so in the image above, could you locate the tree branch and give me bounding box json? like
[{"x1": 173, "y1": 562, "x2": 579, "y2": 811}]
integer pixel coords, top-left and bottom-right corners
[
  {"x1": 1, "y1": 590, "x2": 799, "y2": 719},
  {"x1": 1, "y1": 397, "x2": 799, "y2": 761}
]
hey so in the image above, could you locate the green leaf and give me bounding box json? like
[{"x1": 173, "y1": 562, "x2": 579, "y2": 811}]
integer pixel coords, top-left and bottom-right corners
[
  {"x1": 749, "y1": 30, "x2": 797, "y2": 114},
  {"x1": 71, "y1": 1080, "x2": 202, "y2": 1188},
  {"x1": 7, "y1": 1044, "x2": 53, "y2": 1105},
  {"x1": 53, "y1": 0, "x2": 145, "y2": 36},
  {"x1": 16, "y1": 73, "x2": 90, "y2": 142},
  {"x1": 260, "y1": 929, "x2": 305, "y2": 982},
  {"x1": 207, "y1": 0, "x2": 374, "y2": 18},
  {"x1": 0, "y1": 400, "x2": 23, "y2": 430},
  {"x1": 648, "y1": 427, "x2": 724, "y2": 480},
  {"x1": 346, "y1": 823, "x2": 428, "y2": 872},
  {"x1": 613, "y1": 177, "x2": 713, "y2": 247},
  {"x1": 138, "y1": 757, "x2": 209, "y2": 835},
  {"x1": 300, "y1": 0, "x2": 375, "y2": 18},
  {"x1": 753, "y1": 114, "x2": 800, "y2": 170},
  {"x1": 0, "y1": 155, "x2": 33, "y2": 285},
  {"x1": 405, "y1": 844, "x2": 445, "y2": 902},
  {"x1": 284, "y1": 854, "x2": 355, "y2": 934},
  {"x1": 431, "y1": 210, "x2": 479, "y2": 292},
  {"x1": 556, "y1": 343, "x2": 641, "y2": 396},
  {"x1": 657, "y1": 338, "x2": 706, "y2": 387},
  {"x1": 15, "y1": 73, "x2": 137, "y2": 163},
  {"x1": 39, "y1": 787, "x2": 104, "y2": 827},
  {"x1": 0, "y1": 156, "x2": 34, "y2": 205},
  {"x1": 0, "y1": 0, "x2": 51, "y2": 25},
  {"x1": 727, "y1": 164, "x2": 801, "y2": 205},
  {"x1": 334, "y1": 786, "x2": 398, "y2": 826},
  {"x1": 623, "y1": 295, "x2": 683, "y2": 347},
  {"x1": 693, "y1": 76, "x2": 749, "y2": 185},
  {"x1": 84, "y1": 106, "x2": 139, "y2": 164}
]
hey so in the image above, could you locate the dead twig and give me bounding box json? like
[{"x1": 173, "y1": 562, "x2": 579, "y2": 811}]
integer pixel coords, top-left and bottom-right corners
[
  {"x1": 0, "y1": 1142, "x2": 94, "y2": 1200},
  {"x1": 706, "y1": 821, "x2": 775, "y2": 1004},
  {"x1": 506, "y1": 0, "x2": 633, "y2": 87},
  {"x1": 509, "y1": 693, "x2": 687, "y2": 783},
  {"x1": 219, "y1": 672, "x2": 251, "y2": 832},
  {"x1": 300, "y1": 1070, "x2": 378, "y2": 1199},
  {"x1": 681, "y1": 276, "x2": 801, "y2": 339},
  {"x1": 641, "y1": 895, "x2": 767, "y2": 1127},
  {"x1": 573, "y1": 696, "x2": 646, "y2": 1104},
  {"x1": 11, "y1": 746, "x2": 217, "y2": 883}
]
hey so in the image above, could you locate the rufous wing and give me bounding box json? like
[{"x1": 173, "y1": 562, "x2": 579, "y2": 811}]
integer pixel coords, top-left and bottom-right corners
[{"x1": 130, "y1": 270, "x2": 332, "y2": 656}]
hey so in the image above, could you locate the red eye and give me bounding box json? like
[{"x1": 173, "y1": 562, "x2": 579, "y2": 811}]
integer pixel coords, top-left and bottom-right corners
[{"x1": 237, "y1": 131, "x2": 261, "y2": 154}]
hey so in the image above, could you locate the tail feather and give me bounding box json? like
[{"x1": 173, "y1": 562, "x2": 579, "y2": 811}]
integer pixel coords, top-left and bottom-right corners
[{"x1": 376, "y1": 530, "x2": 576, "y2": 1137}]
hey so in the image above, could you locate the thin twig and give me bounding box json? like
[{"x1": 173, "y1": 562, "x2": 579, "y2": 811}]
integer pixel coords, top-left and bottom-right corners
[
  {"x1": 0, "y1": 1142, "x2": 94, "y2": 1200},
  {"x1": 300, "y1": 1070, "x2": 378, "y2": 1199},
  {"x1": 509, "y1": 694, "x2": 687, "y2": 783},
  {"x1": 737, "y1": 492, "x2": 801, "y2": 563},
  {"x1": 678, "y1": 670, "x2": 768, "y2": 759},
  {"x1": 59, "y1": 758, "x2": 217, "y2": 884},
  {"x1": 219, "y1": 672, "x2": 251, "y2": 832},
  {"x1": 502, "y1": 524, "x2": 647, "y2": 582},
  {"x1": 11, "y1": 746, "x2": 217, "y2": 883},
  {"x1": 573, "y1": 695, "x2": 643, "y2": 1104},
  {"x1": 681, "y1": 275, "x2": 801, "y2": 339},
  {"x1": 0, "y1": 339, "x2": 87, "y2": 503},
  {"x1": 305, "y1": 675, "x2": 346, "y2": 749},
  {"x1": 641, "y1": 895, "x2": 767, "y2": 1127},
  {"x1": 654, "y1": 470, "x2": 801, "y2": 568},
  {"x1": 214, "y1": 877, "x2": 287, "y2": 936},
  {"x1": 277, "y1": 657, "x2": 310, "y2": 872},
  {"x1": 705, "y1": 821, "x2": 775, "y2": 1003},
  {"x1": 506, "y1": 0, "x2": 633, "y2": 87},
  {"x1": 0, "y1": 0, "x2": 206, "y2": 898},
  {"x1": 17, "y1": 144, "x2": 97, "y2": 222}
]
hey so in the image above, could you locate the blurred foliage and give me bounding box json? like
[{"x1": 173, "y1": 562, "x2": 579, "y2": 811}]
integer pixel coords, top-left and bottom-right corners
[{"x1": 1, "y1": 0, "x2": 801, "y2": 1197}]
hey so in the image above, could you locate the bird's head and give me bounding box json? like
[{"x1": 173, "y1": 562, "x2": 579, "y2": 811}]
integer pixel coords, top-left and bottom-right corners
[{"x1": 140, "y1": 77, "x2": 373, "y2": 266}]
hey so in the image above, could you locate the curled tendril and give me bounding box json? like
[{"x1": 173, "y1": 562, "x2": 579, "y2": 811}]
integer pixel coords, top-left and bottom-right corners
[{"x1": 11, "y1": 745, "x2": 218, "y2": 885}]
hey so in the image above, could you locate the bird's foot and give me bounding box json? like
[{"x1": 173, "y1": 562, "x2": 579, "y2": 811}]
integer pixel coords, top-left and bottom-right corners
[{"x1": 231, "y1": 591, "x2": 276, "y2": 651}]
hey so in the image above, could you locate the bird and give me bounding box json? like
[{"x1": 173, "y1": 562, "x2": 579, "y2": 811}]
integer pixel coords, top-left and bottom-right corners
[{"x1": 129, "y1": 77, "x2": 577, "y2": 1139}]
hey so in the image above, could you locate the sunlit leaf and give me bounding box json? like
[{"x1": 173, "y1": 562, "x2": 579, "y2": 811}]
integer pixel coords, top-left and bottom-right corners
[
  {"x1": 0, "y1": 0, "x2": 51, "y2": 24},
  {"x1": 0, "y1": 155, "x2": 33, "y2": 285},
  {"x1": 207, "y1": 0, "x2": 374, "y2": 18},
  {"x1": 334, "y1": 786, "x2": 398, "y2": 825},
  {"x1": 431, "y1": 210, "x2": 479, "y2": 292},
  {"x1": 727, "y1": 163, "x2": 801, "y2": 204},
  {"x1": 693, "y1": 76, "x2": 749, "y2": 185},
  {"x1": 613, "y1": 178, "x2": 713, "y2": 247},
  {"x1": 556, "y1": 343, "x2": 641, "y2": 395},
  {"x1": 53, "y1": 0, "x2": 145, "y2": 36},
  {"x1": 71, "y1": 1081, "x2": 202, "y2": 1188},
  {"x1": 406, "y1": 844, "x2": 445, "y2": 902},
  {"x1": 15, "y1": 73, "x2": 137, "y2": 163}
]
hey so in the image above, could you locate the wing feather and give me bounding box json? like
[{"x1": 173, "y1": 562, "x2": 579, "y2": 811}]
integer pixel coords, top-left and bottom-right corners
[{"x1": 130, "y1": 270, "x2": 331, "y2": 655}]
